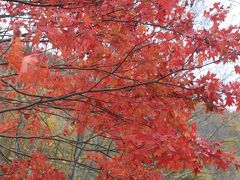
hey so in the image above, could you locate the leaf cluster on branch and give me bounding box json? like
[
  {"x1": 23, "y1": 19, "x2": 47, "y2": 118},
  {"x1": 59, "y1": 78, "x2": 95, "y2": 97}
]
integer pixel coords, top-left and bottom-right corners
[{"x1": 0, "y1": 0, "x2": 240, "y2": 179}]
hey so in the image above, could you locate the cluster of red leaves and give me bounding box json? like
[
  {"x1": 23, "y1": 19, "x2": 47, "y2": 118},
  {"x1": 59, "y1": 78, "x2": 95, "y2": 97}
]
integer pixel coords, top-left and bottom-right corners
[
  {"x1": 1, "y1": 152, "x2": 64, "y2": 180},
  {"x1": 0, "y1": 0, "x2": 240, "y2": 179}
]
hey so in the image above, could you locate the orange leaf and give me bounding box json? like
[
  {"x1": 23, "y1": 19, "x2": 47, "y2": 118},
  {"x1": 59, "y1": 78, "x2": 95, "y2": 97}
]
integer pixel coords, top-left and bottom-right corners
[{"x1": 6, "y1": 37, "x2": 25, "y2": 71}]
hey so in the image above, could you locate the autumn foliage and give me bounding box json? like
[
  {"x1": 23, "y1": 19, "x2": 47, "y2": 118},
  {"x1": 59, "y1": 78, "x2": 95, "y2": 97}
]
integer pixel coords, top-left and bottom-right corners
[{"x1": 0, "y1": 0, "x2": 240, "y2": 179}]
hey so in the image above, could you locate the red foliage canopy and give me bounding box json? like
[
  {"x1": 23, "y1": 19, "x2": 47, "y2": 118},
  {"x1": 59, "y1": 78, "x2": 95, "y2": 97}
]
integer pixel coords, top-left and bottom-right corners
[{"x1": 0, "y1": 0, "x2": 240, "y2": 179}]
